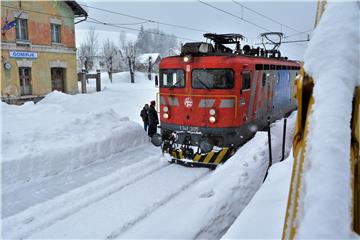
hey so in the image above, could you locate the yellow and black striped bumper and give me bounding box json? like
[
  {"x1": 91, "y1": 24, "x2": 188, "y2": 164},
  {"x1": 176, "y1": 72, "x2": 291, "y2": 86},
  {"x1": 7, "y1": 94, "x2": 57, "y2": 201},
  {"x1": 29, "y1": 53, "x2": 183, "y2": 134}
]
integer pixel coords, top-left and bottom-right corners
[{"x1": 169, "y1": 148, "x2": 231, "y2": 169}]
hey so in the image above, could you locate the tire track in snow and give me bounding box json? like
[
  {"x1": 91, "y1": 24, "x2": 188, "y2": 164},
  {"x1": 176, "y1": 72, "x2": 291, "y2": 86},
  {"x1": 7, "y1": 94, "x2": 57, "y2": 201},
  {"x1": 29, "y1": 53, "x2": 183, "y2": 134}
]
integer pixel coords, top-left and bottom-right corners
[{"x1": 3, "y1": 154, "x2": 170, "y2": 239}]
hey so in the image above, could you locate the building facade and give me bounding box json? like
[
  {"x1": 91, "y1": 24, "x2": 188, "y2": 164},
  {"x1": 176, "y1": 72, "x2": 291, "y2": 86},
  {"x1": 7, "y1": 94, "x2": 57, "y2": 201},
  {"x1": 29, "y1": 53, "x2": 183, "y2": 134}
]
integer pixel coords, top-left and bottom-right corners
[{"x1": 1, "y1": 1, "x2": 87, "y2": 102}]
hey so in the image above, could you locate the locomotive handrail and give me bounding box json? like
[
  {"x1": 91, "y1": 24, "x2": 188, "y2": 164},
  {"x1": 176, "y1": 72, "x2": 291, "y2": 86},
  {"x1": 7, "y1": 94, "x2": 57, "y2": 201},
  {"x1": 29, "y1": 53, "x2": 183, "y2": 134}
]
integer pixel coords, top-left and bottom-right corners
[{"x1": 156, "y1": 92, "x2": 238, "y2": 118}]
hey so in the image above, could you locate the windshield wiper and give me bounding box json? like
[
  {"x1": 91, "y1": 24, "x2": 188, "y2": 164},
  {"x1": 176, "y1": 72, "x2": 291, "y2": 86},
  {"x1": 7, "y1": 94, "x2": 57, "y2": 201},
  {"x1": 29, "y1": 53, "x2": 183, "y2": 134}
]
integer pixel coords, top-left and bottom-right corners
[
  {"x1": 197, "y1": 79, "x2": 211, "y2": 90},
  {"x1": 169, "y1": 78, "x2": 183, "y2": 89}
]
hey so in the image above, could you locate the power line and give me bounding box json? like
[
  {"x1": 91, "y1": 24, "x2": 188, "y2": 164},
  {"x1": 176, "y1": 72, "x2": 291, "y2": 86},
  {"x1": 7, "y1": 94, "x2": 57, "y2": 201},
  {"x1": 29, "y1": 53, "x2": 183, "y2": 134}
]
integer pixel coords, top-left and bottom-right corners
[
  {"x1": 232, "y1": 0, "x2": 304, "y2": 34},
  {"x1": 198, "y1": 0, "x2": 271, "y2": 32},
  {"x1": 80, "y1": 3, "x2": 212, "y2": 33},
  {"x1": 1, "y1": 4, "x2": 75, "y2": 19},
  {"x1": 111, "y1": 21, "x2": 150, "y2": 26},
  {"x1": 283, "y1": 29, "x2": 313, "y2": 39},
  {"x1": 86, "y1": 17, "x2": 198, "y2": 42}
]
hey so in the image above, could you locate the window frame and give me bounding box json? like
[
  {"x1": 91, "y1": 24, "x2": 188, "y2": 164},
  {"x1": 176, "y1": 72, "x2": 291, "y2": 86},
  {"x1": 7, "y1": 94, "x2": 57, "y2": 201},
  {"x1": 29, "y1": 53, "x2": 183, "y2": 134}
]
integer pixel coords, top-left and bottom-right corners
[
  {"x1": 15, "y1": 18, "x2": 28, "y2": 40},
  {"x1": 241, "y1": 71, "x2": 252, "y2": 91},
  {"x1": 19, "y1": 67, "x2": 32, "y2": 96},
  {"x1": 191, "y1": 68, "x2": 235, "y2": 90},
  {"x1": 51, "y1": 23, "x2": 61, "y2": 43},
  {"x1": 159, "y1": 68, "x2": 186, "y2": 88}
]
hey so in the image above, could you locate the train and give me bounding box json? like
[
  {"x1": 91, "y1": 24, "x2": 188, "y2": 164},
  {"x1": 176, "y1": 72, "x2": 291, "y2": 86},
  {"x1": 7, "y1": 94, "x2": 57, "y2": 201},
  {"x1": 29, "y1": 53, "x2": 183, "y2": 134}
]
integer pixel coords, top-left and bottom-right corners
[{"x1": 151, "y1": 33, "x2": 301, "y2": 169}]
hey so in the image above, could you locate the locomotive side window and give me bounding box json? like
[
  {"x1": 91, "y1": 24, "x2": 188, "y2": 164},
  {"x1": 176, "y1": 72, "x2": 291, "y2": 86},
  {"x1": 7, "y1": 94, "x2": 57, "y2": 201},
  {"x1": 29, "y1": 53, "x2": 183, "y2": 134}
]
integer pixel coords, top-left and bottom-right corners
[
  {"x1": 241, "y1": 72, "x2": 251, "y2": 90},
  {"x1": 160, "y1": 69, "x2": 185, "y2": 88},
  {"x1": 192, "y1": 69, "x2": 234, "y2": 89},
  {"x1": 262, "y1": 72, "x2": 266, "y2": 87}
]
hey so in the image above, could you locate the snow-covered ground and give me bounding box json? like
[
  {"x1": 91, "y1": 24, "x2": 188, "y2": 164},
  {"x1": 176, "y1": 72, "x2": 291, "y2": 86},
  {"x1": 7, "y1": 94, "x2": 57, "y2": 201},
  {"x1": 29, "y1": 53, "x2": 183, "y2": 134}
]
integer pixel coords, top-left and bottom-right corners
[
  {"x1": 2, "y1": 71, "x2": 297, "y2": 239},
  {"x1": 223, "y1": 153, "x2": 294, "y2": 239}
]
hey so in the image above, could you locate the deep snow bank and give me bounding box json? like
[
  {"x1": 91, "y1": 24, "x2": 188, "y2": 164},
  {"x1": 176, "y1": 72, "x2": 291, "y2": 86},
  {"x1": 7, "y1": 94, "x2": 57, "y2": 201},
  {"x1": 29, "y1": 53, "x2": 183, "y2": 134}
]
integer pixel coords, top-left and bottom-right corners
[
  {"x1": 2, "y1": 90, "x2": 148, "y2": 187},
  {"x1": 222, "y1": 153, "x2": 294, "y2": 239},
  {"x1": 297, "y1": 2, "x2": 359, "y2": 238}
]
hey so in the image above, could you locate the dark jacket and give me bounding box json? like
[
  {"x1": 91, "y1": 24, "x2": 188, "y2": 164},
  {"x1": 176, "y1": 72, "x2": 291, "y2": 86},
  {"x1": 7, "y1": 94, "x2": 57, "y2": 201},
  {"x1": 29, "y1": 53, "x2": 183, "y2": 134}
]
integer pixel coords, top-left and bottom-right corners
[
  {"x1": 140, "y1": 107, "x2": 148, "y2": 122},
  {"x1": 148, "y1": 106, "x2": 159, "y2": 126}
]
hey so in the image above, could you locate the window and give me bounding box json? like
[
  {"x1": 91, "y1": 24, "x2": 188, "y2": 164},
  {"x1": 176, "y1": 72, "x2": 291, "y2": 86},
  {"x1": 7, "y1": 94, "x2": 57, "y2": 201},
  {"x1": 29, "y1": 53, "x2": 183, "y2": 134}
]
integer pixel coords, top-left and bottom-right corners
[
  {"x1": 51, "y1": 24, "x2": 61, "y2": 43},
  {"x1": 241, "y1": 72, "x2": 251, "y2": 90},
  {"x1": 192, "y1": 69, "x2": 234, "y2": 89},
  {"x1": 160, "y1": 69, "x2": 185, "y2": 88},
  {"x1": 15, "y1": 18, "x2": 28, "y2": 40},
  {"x1": 19, "y1": 67, "x2": 32, "y2": 95},
  {"x1": 262, "y1": 72, "x2": 266, "y2": 87}
]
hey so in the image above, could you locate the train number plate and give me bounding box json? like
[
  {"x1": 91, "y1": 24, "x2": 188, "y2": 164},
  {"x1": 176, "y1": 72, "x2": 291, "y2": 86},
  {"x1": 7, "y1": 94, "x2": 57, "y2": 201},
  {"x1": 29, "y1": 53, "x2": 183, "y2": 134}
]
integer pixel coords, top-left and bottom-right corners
[{"x1": 179, "y1": 126, "x2": 199, "y2": 132}]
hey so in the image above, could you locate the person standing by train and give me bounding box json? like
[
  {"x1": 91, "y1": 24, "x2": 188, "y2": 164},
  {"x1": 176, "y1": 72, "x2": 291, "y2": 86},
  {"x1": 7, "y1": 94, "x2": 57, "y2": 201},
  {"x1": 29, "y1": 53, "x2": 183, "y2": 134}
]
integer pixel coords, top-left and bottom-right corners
[
  {"x1": 140, "y1": 104, "x2": 149, "y2": 132},
  {"x1": 147, "y1": 100, "x2": 159, "y2": 137}
]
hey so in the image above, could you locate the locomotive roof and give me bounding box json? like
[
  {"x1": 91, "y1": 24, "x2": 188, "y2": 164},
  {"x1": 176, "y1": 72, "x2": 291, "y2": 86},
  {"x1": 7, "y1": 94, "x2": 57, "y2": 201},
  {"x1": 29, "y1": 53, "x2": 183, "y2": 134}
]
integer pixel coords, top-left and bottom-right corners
[{"x1": 161, "y1": 54, "x2": 300, "y2": 65}]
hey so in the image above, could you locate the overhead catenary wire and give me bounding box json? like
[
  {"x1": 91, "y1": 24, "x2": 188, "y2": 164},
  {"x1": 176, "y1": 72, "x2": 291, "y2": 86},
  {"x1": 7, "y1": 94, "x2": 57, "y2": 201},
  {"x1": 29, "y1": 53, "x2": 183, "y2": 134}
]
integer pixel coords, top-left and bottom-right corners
[
  {"x1": 79, "y1": 3, "x2": 212, "y2": 33},
  {"x1": 199, "y1": 1, "x2": 308, "y2": 49},
  {"x1": 232, "y1": 1, "x2": 310, "y2": 47},
  {"x1": 232, "y1": 0, "x2": 306, "y2": 35},
  {"x1": 283, "y1": 29, "x2": 313, "y2": 39},
  {"x1": 198, "y1": 0, "x2": 271, "y2": 32},
  {"x1": 86, "y1": 17, "x2": 198, "y2": 42},
  {"x1": 1, "y1": 4, "x2": 75, "y2": 19},
  {"x1": 110, "y1": 21, "x2": 150, "y2": 26}
]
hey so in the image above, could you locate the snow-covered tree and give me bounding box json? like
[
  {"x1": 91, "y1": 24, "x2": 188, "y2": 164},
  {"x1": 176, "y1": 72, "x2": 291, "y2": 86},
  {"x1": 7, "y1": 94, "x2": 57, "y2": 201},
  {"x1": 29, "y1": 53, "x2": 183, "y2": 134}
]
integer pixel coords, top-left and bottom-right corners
[
  {"x1": 135, "y1": 27, "x2": 178, "y2": 55},
  {"x1": 119, "y1": 30, "x2": 126, "y2": 50},
  {"x1": 124, "y1": 41, "x2": 137, "y2": 83},
  {"x1": 78, "y1": 27, "x2": 99, "y2": 72},
  {"x1": 102, "y1": 39, "x2": 118, "y2": 83}
]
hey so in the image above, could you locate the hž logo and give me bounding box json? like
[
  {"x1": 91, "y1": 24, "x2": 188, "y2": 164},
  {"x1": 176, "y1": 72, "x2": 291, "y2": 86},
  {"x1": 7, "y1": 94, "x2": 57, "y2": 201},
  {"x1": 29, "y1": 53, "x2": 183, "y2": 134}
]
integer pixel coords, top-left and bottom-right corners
[{"x1": 184, "y1": 97, "x2": 193, "y2": 108}]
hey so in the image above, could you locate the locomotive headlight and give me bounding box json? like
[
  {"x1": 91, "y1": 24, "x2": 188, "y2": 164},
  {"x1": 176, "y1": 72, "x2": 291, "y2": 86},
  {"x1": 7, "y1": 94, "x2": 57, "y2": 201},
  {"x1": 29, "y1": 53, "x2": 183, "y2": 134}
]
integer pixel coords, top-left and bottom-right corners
[
  {"x1": 183, "y1": 55, "x2": 191, "y2": 63},
  {"x1": 163, "y1": 113, "x2": 169, "y2": 119},
  {"x1": 163, "y1": 106, "x2": 169, "y2": 112},
  {"x1": 209, "y1": 109, "x2": 216, "y2": 116},
  {"x1": 209, "y1": 116, "x2": 216, "y2": 123}
]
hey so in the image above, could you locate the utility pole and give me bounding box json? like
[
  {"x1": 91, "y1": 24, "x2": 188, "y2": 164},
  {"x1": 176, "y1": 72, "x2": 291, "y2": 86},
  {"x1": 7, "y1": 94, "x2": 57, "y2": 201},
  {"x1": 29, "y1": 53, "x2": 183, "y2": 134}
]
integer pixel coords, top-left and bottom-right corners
[{"x1": 148, "y1": 56, "x2": 152, "y2": 80}]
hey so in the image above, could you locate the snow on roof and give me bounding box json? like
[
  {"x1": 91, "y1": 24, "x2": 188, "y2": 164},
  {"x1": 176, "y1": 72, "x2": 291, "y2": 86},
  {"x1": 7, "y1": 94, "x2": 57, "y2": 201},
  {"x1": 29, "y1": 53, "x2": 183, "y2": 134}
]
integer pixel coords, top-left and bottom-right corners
[
  {"x1": 136, "y1": 53, "x2": 161, "y2": 65},
  {"x1": 166, "y1": 48, "x2": 181, "y2": 56}
]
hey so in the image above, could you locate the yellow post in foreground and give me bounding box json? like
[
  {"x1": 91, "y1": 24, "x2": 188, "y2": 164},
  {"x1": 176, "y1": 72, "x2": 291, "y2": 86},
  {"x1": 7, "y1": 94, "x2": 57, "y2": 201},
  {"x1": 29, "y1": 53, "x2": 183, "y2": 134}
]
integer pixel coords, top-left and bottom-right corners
[
  {"x1": 351, "y1": 88, "x2": 360, "y2": 234},
  {"x1": 281, "y1": 69, "x2": 314, "y2": 239}
]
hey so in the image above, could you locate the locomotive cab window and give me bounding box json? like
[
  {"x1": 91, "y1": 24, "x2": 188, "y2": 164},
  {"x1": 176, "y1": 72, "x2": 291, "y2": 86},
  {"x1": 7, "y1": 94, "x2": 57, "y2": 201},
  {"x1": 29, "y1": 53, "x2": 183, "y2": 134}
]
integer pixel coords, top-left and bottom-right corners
[
  {"x1": 192, "y1": 69, "x2": 234, "y2": 89},
  {"x1": 160, "y1": 69, "x2": 185, "y2": 88},
  {"x1": 241, "y1": 72, "x2": 251, "y2": 90}
]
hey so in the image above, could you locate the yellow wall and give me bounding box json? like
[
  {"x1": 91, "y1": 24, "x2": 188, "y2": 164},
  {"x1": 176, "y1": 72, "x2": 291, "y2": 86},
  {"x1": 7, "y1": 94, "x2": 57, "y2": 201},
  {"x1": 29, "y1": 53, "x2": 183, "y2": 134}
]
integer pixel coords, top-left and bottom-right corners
[
  {"x1": 1, "y1": 50, "x2": 77, "y2": 96},
  {"x1": 0, "y1": 1, "x2": 79, "y2": 97}
]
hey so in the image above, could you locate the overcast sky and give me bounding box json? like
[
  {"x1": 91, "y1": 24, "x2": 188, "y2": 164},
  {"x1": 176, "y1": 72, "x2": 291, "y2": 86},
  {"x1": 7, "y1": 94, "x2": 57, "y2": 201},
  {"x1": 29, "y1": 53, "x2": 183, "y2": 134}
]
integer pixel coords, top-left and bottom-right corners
[{"x1": 75, "y1": 1, "x2": 317, "y2": 60}]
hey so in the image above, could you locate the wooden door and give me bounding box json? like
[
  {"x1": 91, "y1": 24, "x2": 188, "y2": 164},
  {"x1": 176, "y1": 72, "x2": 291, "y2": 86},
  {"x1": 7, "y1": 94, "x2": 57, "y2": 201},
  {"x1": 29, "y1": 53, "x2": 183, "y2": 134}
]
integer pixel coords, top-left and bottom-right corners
[{"x1": 51, "y1": 68, "x2": 65, "y2": 92}]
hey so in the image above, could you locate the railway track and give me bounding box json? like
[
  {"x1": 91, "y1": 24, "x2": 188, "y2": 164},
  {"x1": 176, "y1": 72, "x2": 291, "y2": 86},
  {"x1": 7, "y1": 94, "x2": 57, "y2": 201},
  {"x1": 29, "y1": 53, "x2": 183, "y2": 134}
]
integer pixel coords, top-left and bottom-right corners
[
  {"x1": 3, "y1": 114, "x2": 296, "y2": 239},
  {"x1": 2, "y1": 145, "x2": 209, "y2": 239}
]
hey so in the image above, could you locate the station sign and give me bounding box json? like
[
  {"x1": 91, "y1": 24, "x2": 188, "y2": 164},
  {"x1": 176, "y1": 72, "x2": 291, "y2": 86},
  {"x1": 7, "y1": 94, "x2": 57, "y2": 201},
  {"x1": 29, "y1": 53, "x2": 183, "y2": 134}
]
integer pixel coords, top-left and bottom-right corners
[{"x1": 9, "y1": 51, "x2": 38, "y2": 59}]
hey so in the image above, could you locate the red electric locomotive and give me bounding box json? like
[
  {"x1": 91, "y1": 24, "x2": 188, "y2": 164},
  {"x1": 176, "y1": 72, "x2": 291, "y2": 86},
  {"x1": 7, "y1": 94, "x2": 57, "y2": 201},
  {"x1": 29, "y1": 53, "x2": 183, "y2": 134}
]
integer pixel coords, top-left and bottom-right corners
[{"x1": 151, "y1": 33, "x2": 300, "y2": 169}]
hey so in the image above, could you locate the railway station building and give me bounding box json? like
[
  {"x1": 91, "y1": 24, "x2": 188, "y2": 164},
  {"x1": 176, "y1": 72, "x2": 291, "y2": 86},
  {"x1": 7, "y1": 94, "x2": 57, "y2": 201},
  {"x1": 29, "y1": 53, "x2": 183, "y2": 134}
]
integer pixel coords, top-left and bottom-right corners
[{"x1": 1, "y1": 1, "x2": 87, "y2": 103}]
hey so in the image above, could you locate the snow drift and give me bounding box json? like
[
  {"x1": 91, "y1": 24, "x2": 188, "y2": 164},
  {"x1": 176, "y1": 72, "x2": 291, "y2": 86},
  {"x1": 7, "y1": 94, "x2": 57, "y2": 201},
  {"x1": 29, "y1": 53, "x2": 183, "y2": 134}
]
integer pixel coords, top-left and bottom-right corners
[{"x1": 2, "y1": 91, "x2": 148, "y2": 187}]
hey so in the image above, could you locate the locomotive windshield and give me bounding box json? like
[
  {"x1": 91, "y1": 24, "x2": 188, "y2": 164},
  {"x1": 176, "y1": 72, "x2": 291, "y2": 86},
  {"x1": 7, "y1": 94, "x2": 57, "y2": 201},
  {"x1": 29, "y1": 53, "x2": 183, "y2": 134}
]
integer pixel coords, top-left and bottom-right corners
[
  {"x1": 160, "y1": 69, "x2": 185, "y2": 88},
  {"x1": 192, "y1": 69, "x2": 234, "y2": 89}
]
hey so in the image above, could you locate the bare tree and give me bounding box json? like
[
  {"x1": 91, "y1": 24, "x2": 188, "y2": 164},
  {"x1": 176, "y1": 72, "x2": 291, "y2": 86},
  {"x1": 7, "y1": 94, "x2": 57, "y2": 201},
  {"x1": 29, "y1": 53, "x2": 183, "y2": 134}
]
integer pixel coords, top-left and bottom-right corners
[
  {"x1": 124, "y1": 41, "x2": 137, "y2": 83},
  {"x1": 117, "y1": 31, "x2": 127, "y2": 71},
  {"x1": 78, "y1": 26, "x2": 99, "y2": 72},
  {"x1": 102, "y1": 39, "x2": 118, "y2": 83},
  {"x1": 119, "y1": 30, "x2": 126, "y2": 50}
]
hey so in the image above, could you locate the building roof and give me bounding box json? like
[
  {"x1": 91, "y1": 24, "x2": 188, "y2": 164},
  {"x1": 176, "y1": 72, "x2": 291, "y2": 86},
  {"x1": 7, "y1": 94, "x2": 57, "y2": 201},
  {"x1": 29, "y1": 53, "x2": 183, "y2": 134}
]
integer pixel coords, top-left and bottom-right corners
[
  {"x1": 65, "y1": 1, "x2": 88, "y2": 17},
  {"x1": 136, "y1": 53, "x2": 161, "y2": 65}
]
